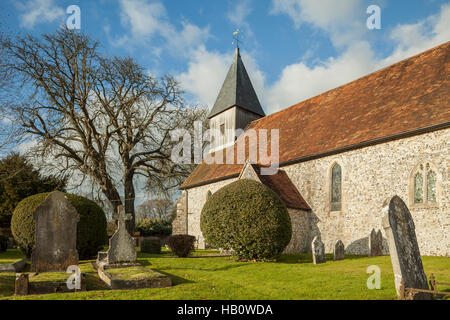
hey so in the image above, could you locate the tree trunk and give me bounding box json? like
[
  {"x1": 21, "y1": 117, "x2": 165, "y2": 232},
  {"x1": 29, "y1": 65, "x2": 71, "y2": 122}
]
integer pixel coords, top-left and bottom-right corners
[{"x1": 124, "y1": 172, "x2": 136, "y2": 235}]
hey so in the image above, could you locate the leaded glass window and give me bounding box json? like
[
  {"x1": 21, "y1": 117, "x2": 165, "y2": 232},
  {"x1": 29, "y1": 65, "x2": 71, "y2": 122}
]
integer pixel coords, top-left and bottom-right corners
[
  {"x1": 426, "y1": 171, "x2": 436, "y2": 203},
  {"x1": 414, "y1": 172, "x2": 423, "y2": 203},
  {"x1": 331, "y1": 164, "x2": 342, "y2": 211},
  {"x1": 412, "y1": 162, "x2": 438, "y2": 205}
]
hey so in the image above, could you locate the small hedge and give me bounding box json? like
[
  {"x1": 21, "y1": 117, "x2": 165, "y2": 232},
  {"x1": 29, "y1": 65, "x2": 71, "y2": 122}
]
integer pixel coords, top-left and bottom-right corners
[
  {"x1": 167, "y1": 235, "x2": 195, "y2": 257},
  {"x1": 0, "y1": 234, "x2": 8, "y2": 252},
  {"x1": 136, "y1": 218, "x2": 172, "y2": 237},
  {"x1": 11, "y1": 192, "x2": 108, "y2": 259},
  {"x1": 201, "y1": 179, "x2": 292, "y2": 261},
  {"x1": 140, "y1": 237, "x2": 162, "y2": 254}
]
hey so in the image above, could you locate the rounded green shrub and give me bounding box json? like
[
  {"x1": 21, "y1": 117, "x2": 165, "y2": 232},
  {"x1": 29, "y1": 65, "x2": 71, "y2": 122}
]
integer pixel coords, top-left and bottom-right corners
[
  {"x1": 11, "y1": 193, "x2": 107, "y2": 259},
  {"x1": 167, "y1": 235, "x2": 196, "y2": 257},
  {"x1": 140, "y1": 237, "x2": 162, "y2": 254},
  {"x1": 201, "y1": 179, "x2": 292, "y2": 261}
]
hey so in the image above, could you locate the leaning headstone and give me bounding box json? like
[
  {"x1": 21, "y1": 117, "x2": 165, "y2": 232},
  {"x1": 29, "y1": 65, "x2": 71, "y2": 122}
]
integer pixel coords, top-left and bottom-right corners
[
  {"x1": 382, "y1": 196, "x2": 431, "y2": 300},
  {"x1": 333, "y1": 240, "x2": 345, "y2": 261},
  {"x1": 311, "y1": 236, "x2": 326, "y2": 264},
  {"x1": 98, "y1": 206, "x2": 137, "y2": 266},
  {"x1": 31, "y1": 191, "x2": 79, "y2": 272}
]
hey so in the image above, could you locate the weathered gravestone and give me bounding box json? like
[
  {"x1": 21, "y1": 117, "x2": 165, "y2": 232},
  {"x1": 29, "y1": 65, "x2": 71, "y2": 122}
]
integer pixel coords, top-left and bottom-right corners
[
  {"x1": 31, "y1": 191, "x2": 79, "y2": 272},
  {"x1": 334, "y1": 240, "x2": 345, "y2": 261},
  {"x1": 95, "y1": 206, "x2": 171, "y2": 290},
  {"x1": 382, "y1": 196, "x2": 431, "y2": 300},
  {"x1": 311, "y1": 236, "x2": 326, "y2": 264},
  {"x1": 369, "y1": 228, "x2": 383, "y2": 257},
  {"x1": 97, "y1": 206, "x2": 137, "y2": 266}
]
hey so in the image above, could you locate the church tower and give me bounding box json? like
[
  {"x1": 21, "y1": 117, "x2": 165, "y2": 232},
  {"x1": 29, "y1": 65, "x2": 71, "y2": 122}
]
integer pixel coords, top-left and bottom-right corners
[{"x1": 208, "y1": 47, "x2": 265, "y2": 152}]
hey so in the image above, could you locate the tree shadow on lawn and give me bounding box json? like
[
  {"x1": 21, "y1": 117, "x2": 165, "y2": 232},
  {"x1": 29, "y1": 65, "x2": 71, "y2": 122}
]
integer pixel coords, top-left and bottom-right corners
[
  {"x1": 278, "y1": 253, "x2": 369, "y2": 264},
  {"x1": 137, "y1": 259, "x2": 152, "y2": 267},
  {"x1": 151, "y1": 269, "x2": 194, "y2": 286},
  {"x1": 0, "y1": 274, "x2": 16, "y2": 298},
  {"x1": 159, "y1": 262, "x2": 249, "y2": 273}
]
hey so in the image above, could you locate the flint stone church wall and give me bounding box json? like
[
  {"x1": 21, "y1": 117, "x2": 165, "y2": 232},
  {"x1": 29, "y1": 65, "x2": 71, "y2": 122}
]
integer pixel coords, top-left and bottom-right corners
[{"x1": 179, "y1": 129, "x2": 449, "y2": 256}]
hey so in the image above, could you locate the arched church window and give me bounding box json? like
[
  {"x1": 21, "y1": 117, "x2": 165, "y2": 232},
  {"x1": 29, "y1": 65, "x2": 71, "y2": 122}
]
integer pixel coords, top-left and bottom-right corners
[
  {"x1": 412, "y1": 162, "x2": 438, "y2": 205},
  {"x1": 206, "y1": 190, "x2": 212, "y2": 201},
  {"x1": 330, "y1": 163, "x2": 342, "y2": 211},
  {"x1": 414, "y1": 172, "x2": 423, "y2": 203},
  {"x1": 426, "y1": 170, "x2": 436, "y2": 203}
]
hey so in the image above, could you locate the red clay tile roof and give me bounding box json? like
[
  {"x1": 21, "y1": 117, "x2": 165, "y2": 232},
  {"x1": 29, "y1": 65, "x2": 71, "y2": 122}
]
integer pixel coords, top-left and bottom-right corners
[
  {"x1": 253, "y1": 166, "x2": 311, "y2": 210},
  {"x1": 182, "y1": 41, "x2": 450, "y2": 189}
]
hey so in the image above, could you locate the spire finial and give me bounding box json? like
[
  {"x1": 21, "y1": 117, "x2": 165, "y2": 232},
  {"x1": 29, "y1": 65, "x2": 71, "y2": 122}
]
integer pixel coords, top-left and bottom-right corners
[{"x1": 232, "y1": 29, "x2": 243, "y2": 49}]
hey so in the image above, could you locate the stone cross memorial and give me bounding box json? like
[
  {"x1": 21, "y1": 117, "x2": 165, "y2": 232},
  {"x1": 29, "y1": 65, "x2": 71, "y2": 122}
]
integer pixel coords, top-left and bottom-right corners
[
  {"x1": 382, "y1": 196, "x2": 431, "y2": 300},
  {"x1": 369, "y1": 228, "x2": 383, "y2": 257},
  {"x1": 312, "y1": 236, "x2": 326, "y2": 264},
  {"x1": 103, "y1": 206, "x2": 137, "y2": 265},
  {"x1": 31, "y1": 191, "x2": 79, "y2": 272},
  {"x1": 333, "y1": 240, "x2": 345, "y2": 261}
]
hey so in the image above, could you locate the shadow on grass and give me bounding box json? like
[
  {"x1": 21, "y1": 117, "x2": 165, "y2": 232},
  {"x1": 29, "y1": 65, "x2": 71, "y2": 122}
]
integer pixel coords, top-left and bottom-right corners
[
  {"x1": 277, "y1": 253, "x2": 370, "y2": 264},
  {"x1": 151, "y1": 269, "x2": 194, "y2": 286},
  {"x1": 84, "y1": 272, "x2": 110, "y2": 291},
  {"x1": 0, "y1": 274, "x2": 15, "y2": 298},
  {"x1": 137, "y1": 259, "x2": 152, "y2": 267},
  {"x1": 161, "y1": 262, "x2": 248, "y2": 273}
]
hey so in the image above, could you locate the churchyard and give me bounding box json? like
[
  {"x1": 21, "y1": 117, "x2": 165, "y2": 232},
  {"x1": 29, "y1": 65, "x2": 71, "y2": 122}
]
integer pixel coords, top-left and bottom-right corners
[
  {"x1": 0, "y1": 27, "x2": 448, "y2": 302},
  {"x1": 0, "y1": 248, "x2": 449, "y2": 300},
  {"x1": 0, "y1": 185, "x2": 448, "y2": 300}
]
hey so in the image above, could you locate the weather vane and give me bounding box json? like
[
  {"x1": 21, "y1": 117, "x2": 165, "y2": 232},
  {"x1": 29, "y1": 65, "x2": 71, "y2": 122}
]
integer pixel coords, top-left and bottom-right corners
[{"x1": 232, "y1": 29, "x2": 243, "y2": 48}]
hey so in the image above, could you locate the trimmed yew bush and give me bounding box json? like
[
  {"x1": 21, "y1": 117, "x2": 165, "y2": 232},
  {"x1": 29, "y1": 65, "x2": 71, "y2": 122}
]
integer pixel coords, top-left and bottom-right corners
[
  {"x1": 11, "y1": 193, "x2": 107, "y2": 259},
  {"x1": 201, "y1": 179, "x2": 292, "y2": 261},
  {"x1": 167, "y1": 235, "x2": 196, "y2": 257}
]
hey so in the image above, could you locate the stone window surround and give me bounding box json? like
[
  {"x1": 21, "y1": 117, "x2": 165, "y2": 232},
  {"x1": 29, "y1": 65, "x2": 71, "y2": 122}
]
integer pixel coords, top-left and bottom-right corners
[
  {"x1": 328, "y1": 160, "x2": 344, "y2": 214},
  {"x1": 409, "y1": 161, "x2": 440, "y2": 208}
]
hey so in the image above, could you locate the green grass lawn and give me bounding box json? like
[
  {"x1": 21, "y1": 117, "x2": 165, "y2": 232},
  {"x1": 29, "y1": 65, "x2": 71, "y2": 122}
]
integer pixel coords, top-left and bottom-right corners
[{"x1": 0, "y1": 248, "x2": 448, "y2": 300}]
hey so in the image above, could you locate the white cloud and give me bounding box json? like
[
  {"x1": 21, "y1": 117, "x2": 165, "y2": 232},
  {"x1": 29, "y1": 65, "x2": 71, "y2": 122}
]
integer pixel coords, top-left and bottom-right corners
[
  {"x1": 380, "y1": 3, "x2": 450, "y2": 67},
  {"x1": 227, "y1": 0, "x2": 253, "y2": 27},
  {"x1": 117, "y1": 0, "x2": 211, "y2": 56},
  {"x1": 16, "y1": 0, "x2": 65, "y2": 28},
  {"x1": 177, "y1": 47, "x2": 232, "y2": 108},
  {"x1": 265, "y1": 41, "x2": 375, "y2": 113},
  {"x1": 270, "y1": 0, "x2": 365, "y2": 47},
  {"x1": 119, "y1": 0, "x2": 167, "y2": 38}
]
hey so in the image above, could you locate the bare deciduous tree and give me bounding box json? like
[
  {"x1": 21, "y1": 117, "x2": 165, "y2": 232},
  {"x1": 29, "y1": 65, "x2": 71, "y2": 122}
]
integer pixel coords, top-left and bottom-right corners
[
  {"x1": 136, "y1": 199, "x2": 174, "y2": 223},
  {"x1": 6, "y1": 28, "x2": 205, "y2": 232},
  {"x1": 0, "y1": 28, "x2": 19, "y2": 152}
]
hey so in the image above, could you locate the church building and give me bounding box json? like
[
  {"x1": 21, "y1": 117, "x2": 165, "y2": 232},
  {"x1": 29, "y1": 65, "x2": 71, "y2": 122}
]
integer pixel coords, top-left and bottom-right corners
[{"x1": 173, "y1": 42, "x2": 450, "y2": 257}]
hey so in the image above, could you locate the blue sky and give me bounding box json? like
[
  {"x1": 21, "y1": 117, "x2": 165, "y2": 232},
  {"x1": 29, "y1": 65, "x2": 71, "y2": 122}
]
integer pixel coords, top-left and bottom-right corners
[{"x1": 1, "y1": 0, "x2": 449, "y2": 115}]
